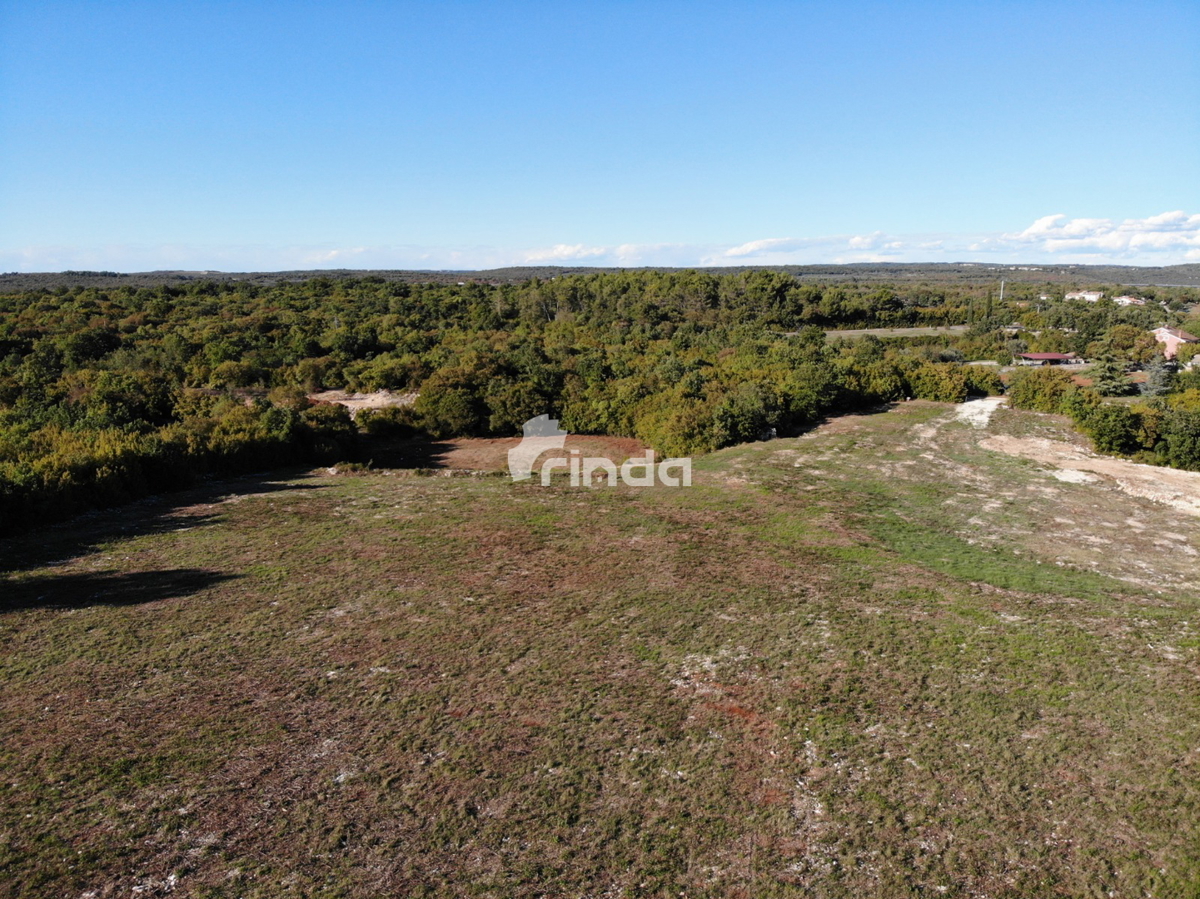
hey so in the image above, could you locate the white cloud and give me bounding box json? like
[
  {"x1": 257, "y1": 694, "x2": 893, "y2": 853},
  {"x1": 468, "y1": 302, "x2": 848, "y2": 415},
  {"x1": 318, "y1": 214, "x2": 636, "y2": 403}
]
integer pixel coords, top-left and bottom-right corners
[
  {"x1": 3, "y1": 211, "x2": 1198, "y2": 272},
  {"x1": 305, "y1": 247, "x2": 368, "y2": 264},
  {"x1": 1017, "y1": 214, "x2": 1067, "y2": 237},
  {"x1": 518, "y1": 244, "x2": 608, "y2": 264},
  {"x1": 991, "y1": 211, "x2": 1200, "y2": 260},
  {"x1": 723, "y1": 237, "x2": 806, "y2": 258},
  {"x1": 701, "y1": 232, "x2": 912, "y2": 266},
  {"x1": 847, "y1": 231, "x2": 886, "y2": 250}
]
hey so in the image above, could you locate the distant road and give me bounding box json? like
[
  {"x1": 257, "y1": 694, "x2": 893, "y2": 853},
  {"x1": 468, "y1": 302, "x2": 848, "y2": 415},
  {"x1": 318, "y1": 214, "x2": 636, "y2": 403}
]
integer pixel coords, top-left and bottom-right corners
[{"x1": 822, "y1": 325, "x2": 971, "y2": 340}]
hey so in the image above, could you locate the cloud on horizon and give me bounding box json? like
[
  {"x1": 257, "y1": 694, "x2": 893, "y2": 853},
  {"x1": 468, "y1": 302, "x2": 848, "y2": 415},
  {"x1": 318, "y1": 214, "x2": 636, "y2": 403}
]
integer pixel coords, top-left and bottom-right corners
[
  {"x1": 4, "y1": 212, "x2": 1199, "y2": 272},
  {"x1": 974, "y1": 211, "x2": 1200, "y2": 261}
]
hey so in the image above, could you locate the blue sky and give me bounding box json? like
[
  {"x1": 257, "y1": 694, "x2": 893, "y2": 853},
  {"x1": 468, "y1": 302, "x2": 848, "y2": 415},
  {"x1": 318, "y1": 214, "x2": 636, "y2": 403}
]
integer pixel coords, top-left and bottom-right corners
[{"x1": 2, "y1": 1, "x2": 1198, "y2": 271}]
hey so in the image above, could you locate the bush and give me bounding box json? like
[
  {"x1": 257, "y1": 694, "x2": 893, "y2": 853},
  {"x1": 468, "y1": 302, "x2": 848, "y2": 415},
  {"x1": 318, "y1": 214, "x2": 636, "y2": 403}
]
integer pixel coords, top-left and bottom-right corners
[
  {"x1": 484, "y1": 379, "x2": 550, "y2": 435},
  {"x1": 1167, "y1": 389, "x2": 1200, "y2": 412},
  {"x1": 964, "y1": 366, "x2": 1003, "y2": 397},
  {"x1": 907, "y1": 363, "x2": 968, "y2": 403},
  {"x1": 1129, "y1": 402, "x2": 1165, "y2": 452},
  {"x1": 267, "y1": 385, "x2": 312, "y2": 409},
  {"x1": 1161, "y1": 410, "x2": 1200, "y2": 471},
  {"x1": 357, "y1": 405, "x2": 423, "y2": 439},
  {"x1": 209, "y1": 360, "x2": 264, "y2": 389},
  {"x1": 1007, "y1": 367, "x2": 1076, "y2": 413},
  {"x1": 633, "y1": 395, "x2": 714, "y2": 457},
  {"x1": 300, "y1": 404, "x2": 359, "y2": 462},
  {"x1": 710, "y1": 381, "x2": 779, "y2": 447},
  {"x1": 414, "y1": 367, "x2": 489, "y2": 438},
  {"x1": 1074, "y1": 401, "x2": 1140, "y2": 455}
]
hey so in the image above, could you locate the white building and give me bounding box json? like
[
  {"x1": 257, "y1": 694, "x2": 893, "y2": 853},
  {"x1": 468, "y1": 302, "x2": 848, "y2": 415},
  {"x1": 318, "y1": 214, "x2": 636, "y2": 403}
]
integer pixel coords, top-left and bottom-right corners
[
  {"x1": 1113, "y1": 295, "x2": 1147, "y2": 307},
  {"x1": 1065, "y1": 290, "x2": 1104, "y2": 303}
]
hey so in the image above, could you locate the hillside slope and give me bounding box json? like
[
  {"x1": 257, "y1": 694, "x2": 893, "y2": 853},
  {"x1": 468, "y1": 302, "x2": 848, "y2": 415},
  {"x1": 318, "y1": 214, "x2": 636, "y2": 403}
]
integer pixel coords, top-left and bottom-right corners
[{"x1": 2, "y1": 402, "x2": 1199, "y2": 898}]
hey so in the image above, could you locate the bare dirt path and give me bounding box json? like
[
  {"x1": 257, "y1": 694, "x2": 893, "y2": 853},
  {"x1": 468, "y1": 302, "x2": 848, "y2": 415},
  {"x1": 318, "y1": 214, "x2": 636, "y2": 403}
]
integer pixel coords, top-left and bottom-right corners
[
  {"x1": 981, "y1": 434, "x2": 1200, "y2": 518},
  {"x1": 953, "y1": 395, "x2": 1006, "y2": 428},
  {"x1": 308, "y1": 389, "x2": 417, "y2": 417}
]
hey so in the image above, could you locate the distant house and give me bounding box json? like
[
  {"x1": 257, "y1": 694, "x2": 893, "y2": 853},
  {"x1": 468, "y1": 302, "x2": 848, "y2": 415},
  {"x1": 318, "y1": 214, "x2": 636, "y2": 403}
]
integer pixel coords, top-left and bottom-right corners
[
  {"x1": 1152, "y1": 327, "x2": 1199, "y2": 360},
  {"x1": 1065, "y1": 290, "x2": 1104, "y2": 303},
  {"x1": 1016, "y1": 352, "x2": 1080, "y2": 366},
  {"x1": 1113, "y1": 295, "x2": 1147, "y2": 307}
]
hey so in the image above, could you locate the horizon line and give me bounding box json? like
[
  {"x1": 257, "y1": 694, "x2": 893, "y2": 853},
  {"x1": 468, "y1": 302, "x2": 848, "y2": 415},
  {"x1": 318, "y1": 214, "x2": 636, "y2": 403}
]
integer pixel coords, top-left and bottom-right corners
[{"x1": 8, "y1": 260, "x2": 1200, "y2": 277}]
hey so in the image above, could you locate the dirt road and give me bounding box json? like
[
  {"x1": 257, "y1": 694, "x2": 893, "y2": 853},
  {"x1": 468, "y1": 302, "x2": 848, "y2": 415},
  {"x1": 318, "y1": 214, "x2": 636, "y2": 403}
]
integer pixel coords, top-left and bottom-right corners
[{"x1": 981, "y1": 433, "x2": 1200, "y2": 518}]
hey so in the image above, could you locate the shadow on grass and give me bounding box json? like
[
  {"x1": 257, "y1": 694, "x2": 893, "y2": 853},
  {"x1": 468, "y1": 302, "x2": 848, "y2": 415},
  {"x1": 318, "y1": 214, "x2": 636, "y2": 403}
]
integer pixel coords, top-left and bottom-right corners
[
  {"x1": 0, "y1": 568, "x2": 241, "y2": 613},
  {"x1": 768, "y1": 403, "x2": 901, "y2": 441},
  {"x1": 359, "y1": 437, "x2": 459, "y2": 470},
  {"x1": 0, "y1": 471, "x2": 326, "y2": 575}
]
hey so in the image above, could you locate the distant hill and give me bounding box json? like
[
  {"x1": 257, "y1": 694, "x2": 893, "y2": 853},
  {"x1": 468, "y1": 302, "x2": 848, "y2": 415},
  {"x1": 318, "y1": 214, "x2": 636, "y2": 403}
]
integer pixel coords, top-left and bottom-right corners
[{"x1": 4, "y1": 261, "x2": 1200, "y2": 291}]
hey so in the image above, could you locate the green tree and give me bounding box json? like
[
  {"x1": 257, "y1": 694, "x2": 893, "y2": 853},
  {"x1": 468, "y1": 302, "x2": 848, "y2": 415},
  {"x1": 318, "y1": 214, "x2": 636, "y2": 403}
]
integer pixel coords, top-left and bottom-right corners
[
  {"x1": 1087, "y1": 355, "x2": 1132, "y2": 397},
  {"x1": 414, "y1": 366, "x2": 489, "y2": 437},
  {"x1": 1140, "y1": 356, "x2": 1173, "y2": 397}
]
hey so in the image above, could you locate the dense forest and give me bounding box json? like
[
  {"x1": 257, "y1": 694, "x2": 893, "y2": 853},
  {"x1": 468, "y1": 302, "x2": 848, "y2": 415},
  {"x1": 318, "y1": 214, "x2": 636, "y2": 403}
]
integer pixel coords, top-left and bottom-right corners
[{"x1": 1, "y1": 270, "x2": 1198, "y2": 532}]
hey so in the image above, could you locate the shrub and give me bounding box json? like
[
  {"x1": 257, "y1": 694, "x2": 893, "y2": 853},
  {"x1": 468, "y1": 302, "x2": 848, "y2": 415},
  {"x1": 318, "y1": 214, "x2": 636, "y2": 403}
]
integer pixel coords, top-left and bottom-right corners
[
  {"x1": 209, "y1": 360, "x2": 264, "y2": 389},
  {"x1": 907, "y1": 363, "x2": 968, "y2": 403},
  {"x1": 710, "y1": 381, "x2": 779, "y2": 447},
  {"x1": 300, "y1": 404, "x2": 359, "y2": 462},
  {"x1": 414, "y1": 367, "x2": 489, "y2": 438},
  {"x1": 484, "y1": 379, "x2": 549, "y2": 435},
  {"x1": 357, "y1": 405, "x2": 423, "y2": 439},
  {"x1": 1167, "y1": 389, "x2": 1200, "y2": 412},
  {"x1": 1007, "y1": 367, "x2": 1076, "y2": 413},
  {"x1": 964, "y1": 367, "x2": 1004, "y2": 397},
  {"x1": 633, "y1": 395, "x2": 714, "y2": 457},
  {"x1": 267, "y1": 385, "x2": 312, "y2": 409},
  {"x1": 1161, "y1": 410, "x2": 1200, "y2": 471},
  {"x1": 1129, "y1": 402, "x2": 1166, "y2": 452},
  {"x1": 1074, "y1": 401, "x2": 1140, "y2": 455}
]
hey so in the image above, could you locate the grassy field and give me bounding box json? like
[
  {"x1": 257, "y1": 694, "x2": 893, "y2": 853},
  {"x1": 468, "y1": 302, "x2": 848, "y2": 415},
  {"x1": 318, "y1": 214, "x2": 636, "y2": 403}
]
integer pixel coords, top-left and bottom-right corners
[{"x1": 3, "y1": 403, "x2": 1200, "y2": 898}]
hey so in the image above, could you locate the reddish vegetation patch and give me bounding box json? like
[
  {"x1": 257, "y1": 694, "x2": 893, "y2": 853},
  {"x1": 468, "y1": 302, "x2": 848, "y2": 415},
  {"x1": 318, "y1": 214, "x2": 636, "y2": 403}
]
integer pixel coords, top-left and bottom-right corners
[{"x1": 706, "y1": 701, "x2": 774, "y2": 727}]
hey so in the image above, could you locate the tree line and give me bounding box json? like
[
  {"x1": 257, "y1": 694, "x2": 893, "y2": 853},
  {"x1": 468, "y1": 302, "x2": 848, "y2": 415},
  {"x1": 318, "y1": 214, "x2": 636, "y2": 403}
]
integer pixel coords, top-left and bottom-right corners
[{"x1": 1, "y1": 271, "x2": 1196, "y2": 532}]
